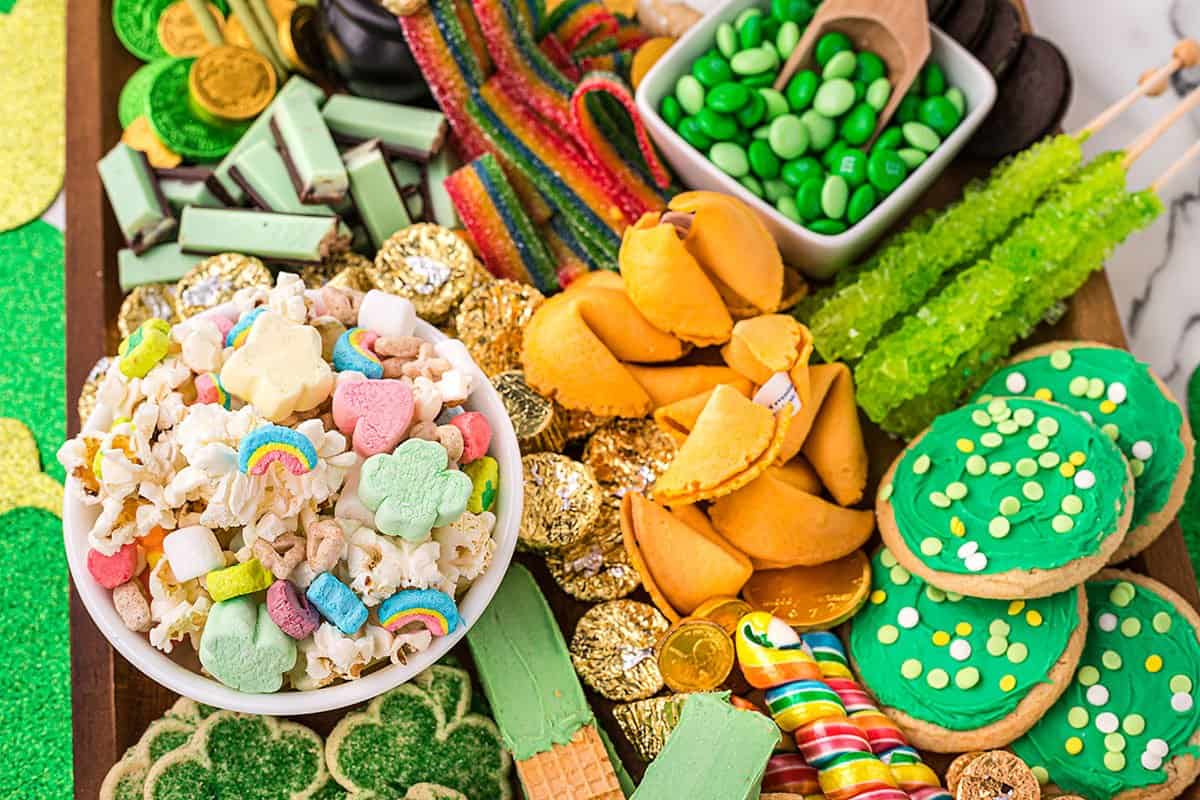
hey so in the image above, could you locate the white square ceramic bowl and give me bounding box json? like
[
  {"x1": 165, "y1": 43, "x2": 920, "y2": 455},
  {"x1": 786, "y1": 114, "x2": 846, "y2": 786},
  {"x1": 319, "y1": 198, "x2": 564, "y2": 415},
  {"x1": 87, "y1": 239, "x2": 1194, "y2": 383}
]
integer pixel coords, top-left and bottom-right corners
[
  {"x1": 636, "y1": 0, "x2": 997, "y2": 279},
  {"x1": 62, "y1": 318, "x2": 522, "y2": 715}
]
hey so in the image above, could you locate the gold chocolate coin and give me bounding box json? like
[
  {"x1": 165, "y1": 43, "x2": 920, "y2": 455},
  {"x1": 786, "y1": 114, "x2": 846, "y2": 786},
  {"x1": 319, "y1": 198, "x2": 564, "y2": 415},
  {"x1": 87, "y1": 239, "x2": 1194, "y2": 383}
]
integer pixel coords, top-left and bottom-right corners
[
  {"x1": 157, "y1": 0, "x2": 226, "y2": 57},
  {"x1": 222, "y1": 13, "x2": 253, "y2": 49},
  {"x1": 611, "y1": 694, "x2": 691, "y2": 762},
  {"x1": 173, "y1": 252, "x2": 272, "y2": 319},
  {"x1": 453, "y1": 280, "x2": 544, "y2": 377},
  {"x1": 188, "y1": 45, "x2": 277, "y2": 122},
  {"x1": 691, "y1": 596, "x2": 753, "y2": 636},
  {"x1": 118, "y1": 283, "x2": 180, "y2": 339},
  {"x1": 655, "y1": 617, "x2": 735, "y2": 693},
  {"x1": 121, "y1": 116, "x2": 182, "y2": 169},
  {"x1": 569, "y1": 600, "x2": 668, "y2": 701},
  {"x1": 277, "y1": 5, "x2": 320, "y2": 75},
  {"x1": 741, "y1": 550, "x2": 871, "y2": 632},
  {"x1": 518, "y1": 453, "x2": 601, "y2": 552},
  {"x1": 266, "y1": 0, "x2": 295, "y2": 21},
  {"x1": 370, "y1": 223, "x2": 478, "y2": 324},
  {"x1": 492, "y1": 371, "x2": 566, "y2": 454}
]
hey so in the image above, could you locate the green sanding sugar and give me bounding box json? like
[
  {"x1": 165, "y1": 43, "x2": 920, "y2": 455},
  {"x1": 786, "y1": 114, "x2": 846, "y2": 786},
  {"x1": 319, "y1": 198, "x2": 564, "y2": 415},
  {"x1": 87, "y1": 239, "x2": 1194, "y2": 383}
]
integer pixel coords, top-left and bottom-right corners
[{"x1": 1181, "y1": 364, "x2": 1200, "y2": 577}]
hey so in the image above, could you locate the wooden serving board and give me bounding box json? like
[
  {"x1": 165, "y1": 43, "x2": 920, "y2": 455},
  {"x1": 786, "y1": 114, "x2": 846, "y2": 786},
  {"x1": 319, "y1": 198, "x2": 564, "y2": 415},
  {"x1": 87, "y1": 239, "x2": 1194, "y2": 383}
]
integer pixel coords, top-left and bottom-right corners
[{"x1": 63, "y1": 0, "x2": 1200, "y2": 795}]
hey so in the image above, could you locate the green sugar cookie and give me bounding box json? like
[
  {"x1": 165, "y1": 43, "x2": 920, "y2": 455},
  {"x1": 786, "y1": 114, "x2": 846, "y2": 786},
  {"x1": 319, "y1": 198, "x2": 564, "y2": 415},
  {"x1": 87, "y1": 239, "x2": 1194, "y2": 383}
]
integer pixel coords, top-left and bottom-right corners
[
  {"x1": 976, "y1": 342, "x2": 1193, "y2": 563},
  {"x1": 325, "y1": 665, "x2": 513, "y2": 800},
  {"x1": 849, "y1": 548, "x2": 1086, "y2": 752},
  {"x1": 143, "y1": 711, "x2": 328, "y2": 800},
  {"x1": 100, "y1": 715, "x2": 198, "y2": 800},
  {"x1": 878, "y1": 396, "x2": 1133, "y2": 599},
  {"x1": 1013, "y1": 571, "x2": 1200, "y2": 799}
]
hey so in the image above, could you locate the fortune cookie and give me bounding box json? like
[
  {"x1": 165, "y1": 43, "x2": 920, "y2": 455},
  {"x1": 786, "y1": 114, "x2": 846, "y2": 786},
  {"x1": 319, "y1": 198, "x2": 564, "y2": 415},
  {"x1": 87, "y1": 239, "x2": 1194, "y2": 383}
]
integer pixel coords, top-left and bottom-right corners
[{"x1": 626, "y1": 364, "x2": 753, "y2": 410}]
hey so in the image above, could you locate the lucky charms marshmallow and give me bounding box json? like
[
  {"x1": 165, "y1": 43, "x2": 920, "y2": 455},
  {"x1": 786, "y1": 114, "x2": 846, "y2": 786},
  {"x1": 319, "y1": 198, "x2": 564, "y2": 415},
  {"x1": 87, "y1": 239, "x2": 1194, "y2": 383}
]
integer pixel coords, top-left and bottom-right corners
[{"x1": 59, "y1": 268, "x2": 503, "y2": 692}]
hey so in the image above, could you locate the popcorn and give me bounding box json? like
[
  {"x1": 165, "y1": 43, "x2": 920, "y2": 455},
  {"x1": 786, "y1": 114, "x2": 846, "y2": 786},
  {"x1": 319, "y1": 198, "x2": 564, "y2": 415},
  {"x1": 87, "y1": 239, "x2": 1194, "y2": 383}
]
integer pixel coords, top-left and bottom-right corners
[
  {"x1": 344, "y1": 524, "x2": 442, "y2": 606},
  {"x1": 291, "y1": 623, "x2": 393, "y2": 689},
  {"x1": 433, "y1": 511, "x2": 496, "y2": 596}
]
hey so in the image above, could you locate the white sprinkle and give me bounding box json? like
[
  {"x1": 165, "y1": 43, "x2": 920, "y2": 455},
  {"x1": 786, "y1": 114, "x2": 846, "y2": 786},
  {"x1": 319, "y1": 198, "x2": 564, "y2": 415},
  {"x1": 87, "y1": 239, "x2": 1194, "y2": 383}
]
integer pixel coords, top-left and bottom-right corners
[
  {"x1": 1142, "y1": 752, "x2": 1164, "y2": 771},
  {"x1": 957, "y1": 541, "x2": 979, "y2": 558},
  {"x1": 1172, "y1": 692, "x2": 1194, "y2": 712},
  {"x1": 949, "y1": 639, "x2": 972, "y2": 661},
  {"x1": 1081, "y1": 411, "x2": 1094, "y2": 423},
  {"x1": 1075, "y1": 470, "x2": 1097, "y2": 490},
  {"x1": 897, "y1": 607, "x2": 920, "y2": 629},
  {"x1": 1006, "y1": 372, "x2": 1028, "y2": 393},
  {"x1": 1132, "y1": 440, "x2": 1154, "y2": 460},
  {"x1": 1087, "y1": 684, "x2": 1110, "y2": 706},
  {"x1": 1096, "y1": 712, "x2": 1119, "y2": 733},
  {"x1": 1147, "y1": 738, "x2": 1170, "y2": 757},
  {"x1": 1098, "y1": 613, "x2": 1118, "y2": 632},
  {"x1": 965, "y1": 552, "x2": 988, "y2": 572},
  {"x1": 1107, "y1": 382, "x2": 1128, "y2": 404}
]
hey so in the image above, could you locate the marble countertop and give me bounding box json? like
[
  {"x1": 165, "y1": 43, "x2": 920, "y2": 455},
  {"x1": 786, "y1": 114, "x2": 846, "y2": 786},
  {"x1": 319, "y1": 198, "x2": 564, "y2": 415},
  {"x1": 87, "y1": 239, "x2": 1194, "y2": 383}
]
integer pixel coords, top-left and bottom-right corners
[{"x1": 1030, "y1": 0, "x2": 1200, "y2": 402}]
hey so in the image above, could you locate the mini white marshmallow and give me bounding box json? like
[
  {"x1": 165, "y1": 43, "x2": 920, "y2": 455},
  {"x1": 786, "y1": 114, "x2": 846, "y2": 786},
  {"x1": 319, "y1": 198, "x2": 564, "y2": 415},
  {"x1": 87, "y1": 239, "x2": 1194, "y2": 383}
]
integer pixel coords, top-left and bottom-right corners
[
  {"x1": 358, "y1": 290, "x2": 416, "y2": 339},
  {"x1": 161, "y1": 525, "x2": 225, "y2": 581}
]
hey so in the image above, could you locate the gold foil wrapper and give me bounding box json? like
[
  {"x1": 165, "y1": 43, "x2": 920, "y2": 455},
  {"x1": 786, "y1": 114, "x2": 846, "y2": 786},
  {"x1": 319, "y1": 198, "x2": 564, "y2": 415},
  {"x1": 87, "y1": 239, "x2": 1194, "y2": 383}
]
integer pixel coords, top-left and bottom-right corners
[
  {"x1": 582, "y1": 417, "x2": 677, "y2": 506},
  {"x1": 492, "y1": 371, "x2": 566, "y2": 454},
  {"x1": 569, "y1": 600, "x2": 668, "y2": 701},
  {"x1": 324, "y1": 256, "x2": 375, "y2": 292},
  {"x1": 77, "y1": 357, "x2": 114, "y2": 426},
  {"x1": 655, "y1": 617, "x2": 735, "y2": 693},
  {"x1": 119, "y1": 283, "x2": 180, "y2": 338},
  {"x1": 518, "y1": 453, "x2": 601, "y2": 552},
  {"x1": 369, "y1": 223, "x2": 477, "y2": 324},
  {"x1": 612, "y1": 694, "x2": 692, "y2": 763},
  {"x1": 453, "y1": 279, "x2": 544, "y2": 377},
  {"x1": 558, "y1": 405, "x2": 608, "y2": 442},
  {"x1": 173, "y1": 253, "x2": 272, "y2": 319},
  {"x1": 546, "y1": 503, "x2": 640, "y2": 602}
]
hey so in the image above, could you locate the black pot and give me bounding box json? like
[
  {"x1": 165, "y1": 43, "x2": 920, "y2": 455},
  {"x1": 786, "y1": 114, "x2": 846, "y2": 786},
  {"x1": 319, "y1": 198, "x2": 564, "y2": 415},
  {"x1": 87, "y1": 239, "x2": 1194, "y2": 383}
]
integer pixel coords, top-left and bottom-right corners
[{"x1": 317, "y1": 0, "x2": 433, "y2": 104}]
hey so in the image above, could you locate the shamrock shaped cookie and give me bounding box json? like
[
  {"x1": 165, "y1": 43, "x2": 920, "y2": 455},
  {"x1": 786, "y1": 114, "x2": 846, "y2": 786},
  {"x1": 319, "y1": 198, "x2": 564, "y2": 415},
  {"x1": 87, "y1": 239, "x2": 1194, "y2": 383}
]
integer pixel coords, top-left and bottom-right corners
[
  {"x1": 143, "y1": 711, "x2": 328, "y2": 800},
  {"x1": 359, "y1": 439, "x2": 472, "y2": 541},
  {"x1": 220, "y1": 310, "x2": 334, "y2": 422},
  {"x1": 326, "y1": 665, "x2": 512, "y2": 800},
  {"x1": 100, "y1": 714, "x2": 197, "y2": 800}
]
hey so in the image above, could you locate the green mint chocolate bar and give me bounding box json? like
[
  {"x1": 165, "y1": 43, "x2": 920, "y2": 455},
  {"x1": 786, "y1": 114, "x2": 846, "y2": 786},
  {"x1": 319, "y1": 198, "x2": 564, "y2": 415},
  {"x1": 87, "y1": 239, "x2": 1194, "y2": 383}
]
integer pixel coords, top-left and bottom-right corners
[
  {"x1": 178, "y1": 207, "x2": 347, "y2": 264},
  {"x1": 118, "y1": 243, "x2": 205, "y2": 291},
  {"x1": 212, "y1": 76, "x2": 326, "y2": 205},
  {"x1": 270, "y1": 91, "x2": 347, "y2": 204},
  {"x1": 390, "y1": 158, "x2": 423, "y2": 190},
  {"x1": 422, "y1": 146, "x2": 460, "y2": 227},
  {"x1": 98, "y1": 143, "x2": 176, "y2": 254},
  {"x1": 230, "y1": 140, "x2": 340, "y2": 216},
  {"x1": 321, "y1": 94, "x2": 448, "y2": 162},
  {"x1": 155, "y1": 167, "x2": 229, "y2": 211},
  {"x1": 342, "y1": 139, "x2": 411, "y2": 249}
]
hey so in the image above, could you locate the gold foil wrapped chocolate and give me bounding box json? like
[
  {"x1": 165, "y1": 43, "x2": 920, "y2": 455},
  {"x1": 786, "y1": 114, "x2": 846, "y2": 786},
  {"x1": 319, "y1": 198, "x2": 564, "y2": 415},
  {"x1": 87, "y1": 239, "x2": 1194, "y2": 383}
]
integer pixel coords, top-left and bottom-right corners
[
  {"x1": 119, "y1": 283, "x2": 180, "y2": 338},
  {"x1": 558, "y1": 405, "x2": 608, "y2": 442},
  {"x1": 569, "y1": 600, "x2": 668, "y2": 701},
  {"x1": 453, "y1": 279, "x2": 544, "y2": 376},
  {"x1": 492, "y1": 371, "x2": 566, "y2": 454},
  {"x1": 612, "y1": 694, "x2": 692, "y2": 763},
  {"x1": 173, "y1": 253, "x2": 272, "y2": 319},
  {"x1": 369, "y1": 223, "x2": 477, "y2": 324},
  {"x1": 518, "y1": 453, "x2": 601, "y2": 552},
  {"x1": 77, "y1": 357, "x2": 114, "y2": 425},
  {"x1": 546, "y1": 529, "x2": 641, "y2": 602},
  {"x1": 323, "y1": 254, "x2": 375, "y2": 292},
  {"x1": 655, "y1": 617, "x2": 734, "y2": 693},
  {"x1": 582, "y1": 417, "x2": 677, "y2": 503}
]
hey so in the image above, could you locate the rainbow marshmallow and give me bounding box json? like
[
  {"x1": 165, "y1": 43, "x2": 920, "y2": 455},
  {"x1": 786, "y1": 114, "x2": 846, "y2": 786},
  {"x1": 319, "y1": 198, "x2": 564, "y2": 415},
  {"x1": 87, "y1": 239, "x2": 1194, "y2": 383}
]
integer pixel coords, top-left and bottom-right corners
[
  {"x1": 378, "y1": 588, "x2": 461, "y2": 636},
  {"x1": 238, "y1": 423, "x2": 320, "y2": 476},
  {"x1": 195, "y1": 372, "x2": 233, "y2": 409},
  {"x1": 332, "y1": 327, "x2": 383, "y2": 379},
  {"x1": 225, "y1": 306, "x2": 267, "y2": 349}
]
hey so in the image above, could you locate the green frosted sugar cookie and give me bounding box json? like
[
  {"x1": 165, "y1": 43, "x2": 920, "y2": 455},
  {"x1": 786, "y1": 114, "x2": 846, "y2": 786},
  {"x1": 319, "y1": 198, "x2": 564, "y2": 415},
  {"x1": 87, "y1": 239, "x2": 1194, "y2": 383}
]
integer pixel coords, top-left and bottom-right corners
[
  {"x1": 100, "y1": 715, "x2": 198, "y2": 800},
  {"x1": 143, "y1": 711, "x2": 328, "y2": 800},
  {"x1": 326, "y1": 665, "x2": 513, "y2": 800}
]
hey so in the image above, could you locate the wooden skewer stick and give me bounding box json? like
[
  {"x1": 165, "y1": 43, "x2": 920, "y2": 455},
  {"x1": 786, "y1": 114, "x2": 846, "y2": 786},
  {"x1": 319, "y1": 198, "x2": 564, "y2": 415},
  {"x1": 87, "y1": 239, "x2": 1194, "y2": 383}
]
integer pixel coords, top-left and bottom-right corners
[
  {"x1": 1079, "y1": 39, "x2": 1200, "y2": 136},
  {"x1": 1152, "y1": 140, "x2": 1200, "y2": 194},
  {"x1": 184, "y1": 0, "x2": 224, "y2": 47},
  {"x1": 1123, "y1": 84, "x2": 1200, "y2": 169}
]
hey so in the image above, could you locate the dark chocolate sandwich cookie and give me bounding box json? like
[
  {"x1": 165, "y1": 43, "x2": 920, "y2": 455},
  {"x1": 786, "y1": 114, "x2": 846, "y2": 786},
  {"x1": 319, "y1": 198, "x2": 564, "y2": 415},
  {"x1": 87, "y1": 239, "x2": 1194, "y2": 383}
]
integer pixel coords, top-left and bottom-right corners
[
  {"x1": 942, "y1": 0, "x2": 995, "y2": 51},
  {"x1": 967, "y1": 35, "x2": 1073, "y2": 159},
  {"x1": 972, "y1": 0, "x2": 1024, "y2": 79}
]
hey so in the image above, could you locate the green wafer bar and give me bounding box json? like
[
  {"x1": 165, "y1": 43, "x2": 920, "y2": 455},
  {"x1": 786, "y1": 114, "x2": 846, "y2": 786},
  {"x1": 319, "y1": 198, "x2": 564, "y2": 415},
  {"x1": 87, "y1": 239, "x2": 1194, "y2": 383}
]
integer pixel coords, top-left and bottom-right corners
[
  {"x1": 229, "y1": 140, "x2": 339, "y2": 216},
  {"x1": 321, "y1": 94, "x2": 448, "y2": 162},
  {"x1": 342, "y1": 139, "x2": 411, "y2": 249},
  {"x1": 178, "y1": 206, "x2": 348, "y2": 264},
  {"x1": 270, "y1": 90, "x2": 348, "y2": 204},
  {"x1": 98, "y1": 142, "x2": 177, "y2": 254},
  {"x1": 154, "y1": 167, "x2": 229, "y2": 211},
  {"x1": 118, "y1": 243, "x2": 205, "y2": 291}
]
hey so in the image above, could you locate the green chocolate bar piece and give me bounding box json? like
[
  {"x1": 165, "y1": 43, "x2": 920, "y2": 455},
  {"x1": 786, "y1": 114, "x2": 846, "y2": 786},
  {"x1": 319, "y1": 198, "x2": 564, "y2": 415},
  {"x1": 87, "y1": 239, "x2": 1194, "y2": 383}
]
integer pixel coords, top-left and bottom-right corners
[
  {"x1": 230, "y1": 140, "x2": 339, "y2": 216},
  {"x1": 271, "y1": 91, "x2": 347, "y2": 204},
  {"x1": 390, "y1": 159, "x2": 423, "y2": 189},
  {"x1": 630, "y1": 694, "x2": 778, "y2": 800},
  {"x1": 212, "y1": 76, "x2": 326, "y2": 205},
  {"x1": 466, "y1": 564, "x2": 596, "y2": 761},
  {"x1": 155, "y1": 168, "x2": 227, "y2": 211},
  {"x1": 118, "y1": 243, "x2": 205, "y2": 291},
  {"x1": 97, "y1": 142, "x2": 176, "y2": 254},
  {"x1": 343, "y1": 139, "x2": 411, "y2": 249},
  {"x1": 423, "y1": 146, "x2": 460, "y2": 228},
  {"x1": 178, "y1": 207, "x2": 346, "y2": 264},
  {"x1": 322, "y1": 94, "x2": 448, "y2": 162}
]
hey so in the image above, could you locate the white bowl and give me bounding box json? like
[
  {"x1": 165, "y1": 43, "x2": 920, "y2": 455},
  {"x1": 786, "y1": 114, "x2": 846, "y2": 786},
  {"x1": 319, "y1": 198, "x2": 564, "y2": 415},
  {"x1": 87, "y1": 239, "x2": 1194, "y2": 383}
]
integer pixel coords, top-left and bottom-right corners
[
  {"x1": 62, "y1": 318, "x2": 522, "y2": 715},
  {"x1": 636, "y1": 1, "x2": 998, "y2": 279}
]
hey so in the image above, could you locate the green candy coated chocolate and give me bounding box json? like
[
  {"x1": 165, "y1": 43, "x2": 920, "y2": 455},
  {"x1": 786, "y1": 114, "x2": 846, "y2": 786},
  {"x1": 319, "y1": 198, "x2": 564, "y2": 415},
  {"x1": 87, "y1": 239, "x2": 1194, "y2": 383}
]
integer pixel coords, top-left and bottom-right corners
[
  {"x1": 815, "y1": 31, "x2": 852, "y2": 67},
  {"x1": 762, "y1": 16, "x2": 781, "y2": 42},
  {"x1": 919, "y1": 95, "x2": 963, "y2": 137},
  {"x1": 822, "y1": 140, "x2": 848, "y2": 171},
  {"x1": 781, "y1": 156, "x2": 823, "y2": 188},
  {"x1": 771, "y1": 0, "x2": 815, "y2": 24},
  {"x1": 709, "y1": 141, "x2": 749, "y2": 177},
  {"x1": 856, "y1": 51, "x2": 887, "y2": 84},
  {"x1": 832, "y1": 148, "x2": 868, "y2": 186},
  {"x1": 945, "y1": 87, "x2": 967, "y2": 116},
  {"x1": 866, "y1": 77, "x2": 892, "y2": 112},
  {"x1": 848, "y1": 184, "x2": 878, "y2": 224},
  {"x1": 786, "y1": 70, "x2": 819, "y2": 112},
  {"x1": 809, "y1": 218, "x2": 848, "y2": 235},
  {"x1": 715, "y1": 22, "x2": 737, "y2": 59},
  {"x1": 675, "y1": 74, "x2": 705, "y2": 116},
  {"x1": 660, "y1": 95, "x2": 683, "y2": 128},
  {"x1": 759, "y1": 88, "x2": 789, "y2": 121},
  {"x1": 738, "y1": 12, "x2": 763, "y2": 49},
  {"x1": 677, "y1": 116, "x2": 713, "y2": 150},
  {"x1": 748, "y1": 139, "x2": 781, "y2": 179},
  {"x1": 693, "y1": 54, "x2": 733, "y2": 88},
  {"x1": 868, "y1": 147, "x2": 908, "y2": 192},
  {"x1": 147, "y1": 58, "x2": 248, "y2": 161},
  {"x1": 840, "y1": 103, "x2": 878, "y2": 146},
  {"x1": 741, "y1": 71, "x2": 778, "y2": 89},
  {"x1": 735, "y1": 91, "x2": 767, "y2": 128},
  {"x1": 118, "y1": 58, "x2": 174, "y2": 128},
  {"x1": 775, "y1": 194, "x2": 802, "y2": 222},
  {"x1": 764, "y1": 178, "x2": 790, "y2": 202},
  {"x1": 897, "y1": 148, "x2": 928, "y2": 168},
  {"x1": 776, "y1": 20, "x2": 800, "y2": 57},
  {"x1": 768, "y1": 113, "x2": 808, "y2": 160},
  {"x1": 735, "y1": 7, "x2": 761, "y2": 28},
  {"x1": 903, "y1": 121, "x2": 942, "y2": 153},
  {"x1": 896, "y1": 93, "x2": 921, "y2": 124},
  {"x1": 695, "y1": 107, "x2": 737, "y2": 140},
  {"x1": 821, "y1": 174, "x2": 849, "y2": 219},
  {"x1": 796, "y1": 177, "x2": 823, "y2": 220},
  {"x1": 873, "y1": 126, "x2": 904, "y2": 151},
  {"x1": 922, "y1": 62, "x2": 948, "y2": 96},
  {"x1": 822, "y1": 50, "x2": 857, "y2": 81},
  {"x1": 731, "y1": 47, "x2": 774, "y2": 75},
  {"x1": 112, "y1": 0, "x2": 175, "y2": 61},
  {"x1": 739, "y1": 174, "x2": 765, "y2": 198},
  {"x1": 813, "y1": 78, "x2": 856, "y2": 117},
  {"x1": 800, "y1": 109, "x2": 835, "y2": 151}
]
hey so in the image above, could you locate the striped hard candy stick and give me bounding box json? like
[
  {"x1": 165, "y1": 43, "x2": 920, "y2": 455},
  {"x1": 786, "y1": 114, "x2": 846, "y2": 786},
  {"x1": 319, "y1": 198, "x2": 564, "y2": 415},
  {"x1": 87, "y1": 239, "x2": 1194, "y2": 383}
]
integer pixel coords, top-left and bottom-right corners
[
  {"x1": 803, "y1": 631, "x2": 951, "y2": 800},
  {"x1": 764, "y1": 752, "x2": 826, "y2": 798}
]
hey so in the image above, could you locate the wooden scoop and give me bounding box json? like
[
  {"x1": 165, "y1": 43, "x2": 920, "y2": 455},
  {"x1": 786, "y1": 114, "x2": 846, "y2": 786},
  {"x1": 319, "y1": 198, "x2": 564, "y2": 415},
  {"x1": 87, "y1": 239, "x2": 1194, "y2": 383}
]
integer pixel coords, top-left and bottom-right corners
[{"x1": 772, "y1": 0, "x2": 930, "y2": 143}]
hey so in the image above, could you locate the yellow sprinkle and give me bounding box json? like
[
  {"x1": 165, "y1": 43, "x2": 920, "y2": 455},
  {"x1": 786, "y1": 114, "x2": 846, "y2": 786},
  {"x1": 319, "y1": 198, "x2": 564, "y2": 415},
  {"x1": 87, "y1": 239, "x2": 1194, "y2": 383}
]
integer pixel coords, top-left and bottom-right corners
[
  {"x1": 870, "y1": 590, "x2": 887, "y2": 605},
  {"x1": 1008, "y1": 600, "x2": 1026, "y2": 616},
  {"x1": 955, "y1": 621, "x2": 973, "y2": 636},
  {"x1": 956, "y1": 438, "x2": 975, "y2": 453},
  {"x1": 1065, "y1": 737, "x2": 1083, "y2": 755},
  {"x1": 1100, "y1": 400, "x2": 1117, "y2": 414},
  {"x1": 950, "y1": 516, "x2": 966, "y2": 537},
  {"x1": 1060, "y1": 463, "x2": 1077, "y2": 479},
  {"x1": 932, "y1": 631, "x2": 951, "y2": 647},
  {"x1": 1146, "y1": 655, "x2": 1163, "y2": 673},
  {"x1": 999, "y1": 674, "x2": 1017, "y2": 692},
  {"x1": 1034, "y1": 388, "x2": 1053, "y2": 402},
  {"x1": 1069, "y1": 451, "x2": 1087, "y2": 466},
  {"x1": 1026, "y1": 610, "x2": 1044, "y2": 627}
]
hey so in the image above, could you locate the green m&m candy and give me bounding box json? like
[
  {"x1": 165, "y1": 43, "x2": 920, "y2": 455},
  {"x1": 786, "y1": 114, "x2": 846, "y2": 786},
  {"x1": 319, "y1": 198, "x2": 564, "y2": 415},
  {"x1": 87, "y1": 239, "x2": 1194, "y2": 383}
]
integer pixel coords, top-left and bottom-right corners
[
  {"x1": 785, "y1": 70, "x2": 819, "y2": 112},
  {"x1": 847, "y1": 184, "x2": 878, "y2": 224},
  {"x1": 735, "y1": 91, "x2": 767, "y2": 127},
  {"x1": 814, "y1": 31, "x2": 852, "y2": 67},
  {"x1": 832, "y1": 148, "x2": 868, "y2": 186},
  {"x1": 840, "y1": 103, "x2": 878, "y2": 147},
  {"x1": 868, "y1": 147, "x2": 908, "y2": 192},
  {"x1": 796, "y1": 177, "x2": 823, "y2": 220},
  {"x1": 677, "y1": 117, "x2": 713, "y2": 150},
  {"x1": 748, "y1": 139, "x2": 781, "y2": 179},
  {"x1": 919, "y1": 95, "x2": 963, "y2": 137},
  {"x1": 696, "y1": 107, "x2": 738, "y2": 140},
  {"x1": 707, "y1": 82, "x2": 750, "y2": 113},
  {"x1": 781, "y1": 156, "x2": 822, "y2": 188},
  {"x1": 809, "y1": 218, "x2": 848, "y2": 235},
  {"x1": 660, "y1": 95, "x2": 683, "y2": 128},
  {"x1": 693, "y1": 54, "x2": 733, "y2": 87},
  {"x1": 855, "y1": 51, "x2": 886, "y2": 84}
]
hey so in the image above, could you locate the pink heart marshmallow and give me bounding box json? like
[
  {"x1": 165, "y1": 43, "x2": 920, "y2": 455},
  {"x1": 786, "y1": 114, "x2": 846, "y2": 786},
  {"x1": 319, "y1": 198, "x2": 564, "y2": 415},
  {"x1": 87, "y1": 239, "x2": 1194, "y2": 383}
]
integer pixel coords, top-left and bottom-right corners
[{"x1": 333, "y1": 378, "x2": 415, "y2": 456}]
